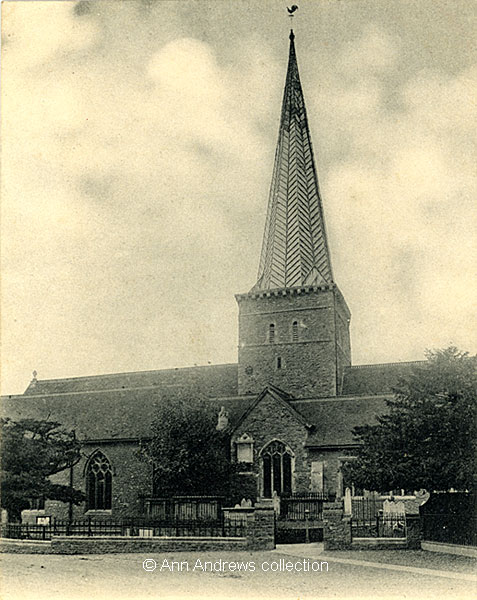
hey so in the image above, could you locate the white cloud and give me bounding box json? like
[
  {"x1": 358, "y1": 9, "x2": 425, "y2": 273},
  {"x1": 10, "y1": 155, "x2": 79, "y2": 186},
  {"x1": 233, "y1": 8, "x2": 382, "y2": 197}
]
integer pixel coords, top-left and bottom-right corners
[
  {"x1": 1, "y1": 5, "x2": 276, "y2": 392},
  {"x1": 318, "y1": 28, "x2": 476, "y2": 363},
  {"x1": 1, "y1": 8, "x2": 475, "y2": 393},
  {"x1": 2, "y1": 2, "x2": 99, "y2": 70},
  {"x1": 337, "y1": 25, "x2": 399, "y2": 76}
]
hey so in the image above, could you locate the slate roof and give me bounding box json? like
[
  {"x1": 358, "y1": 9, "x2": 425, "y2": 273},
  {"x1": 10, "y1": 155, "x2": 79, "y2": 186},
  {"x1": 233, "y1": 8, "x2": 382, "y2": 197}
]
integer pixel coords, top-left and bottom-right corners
[
  {"x1": 2, "y1": 360, "x2": 425, "y2": 447},
  {"x1": 1, "y1": 387, "x2": 388, "y2": 448},
  {"x1": 290, "y1": 396, "x2": 390, "y2": 447},
  {"x1": 1, "y1": 387, "x2": 253, "y2": 442},
  {"x1": 341, "y1": 361, "x2": 425, "y2": 396},
  {"x1": 23, "y1": 363, "x2": 238, "y2": 397},
  {"x1": 2, "y1": 363, "x2": 242, "y2": 442}
]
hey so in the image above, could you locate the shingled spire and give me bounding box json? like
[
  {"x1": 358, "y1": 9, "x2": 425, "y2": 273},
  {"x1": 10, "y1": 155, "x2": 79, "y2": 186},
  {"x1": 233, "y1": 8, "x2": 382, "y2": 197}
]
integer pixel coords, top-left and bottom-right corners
[{"x1": 253, "y1": 30, "x2": 333, "y2": 292}]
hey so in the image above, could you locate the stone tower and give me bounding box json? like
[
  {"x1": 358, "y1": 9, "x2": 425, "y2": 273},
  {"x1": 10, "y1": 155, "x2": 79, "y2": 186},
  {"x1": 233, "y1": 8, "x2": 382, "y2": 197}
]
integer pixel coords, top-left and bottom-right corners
[{"x1": 237, "y1": 31, "x2": 351, "y2": 398}]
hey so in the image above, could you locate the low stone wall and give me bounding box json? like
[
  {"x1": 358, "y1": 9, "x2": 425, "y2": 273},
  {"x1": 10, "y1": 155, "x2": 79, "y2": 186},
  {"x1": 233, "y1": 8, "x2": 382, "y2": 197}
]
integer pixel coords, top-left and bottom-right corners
[
  {"x1": 351, "y1": 538, "x2": 408, "y2": 550},
  {"x1": 1, "y1": 539, "x2": 53, "y2": 554},
  {"x1": 323, "y1": 500, "x2": 422, "y2": 551},
  {"x1": 1, "y1": 502, "x2": 276, "y2": 555},
  {"x1": 1, "y1": 536, "x2": 247, "y2": 555},
  {"x1": 245, "y1": 504, "x2": 275, "y2": 550},
  {"x1": 421, "y1": 541, "x2": 477, "y2": 559},
  {"x1": 51, "y1": 536, "x2": 248, "y2": 554},
  {"x1": 323, "y1": 501, "x2": 351, "y2": 550}
]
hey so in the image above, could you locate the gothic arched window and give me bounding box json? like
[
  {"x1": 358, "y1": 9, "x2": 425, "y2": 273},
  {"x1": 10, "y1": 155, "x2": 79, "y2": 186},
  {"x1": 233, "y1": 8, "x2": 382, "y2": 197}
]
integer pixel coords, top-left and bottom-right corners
[
  {"x1": 86, "y1": 451, "x2": 112, "y2": 510},
  {"x1": 261, "y1": 441, "x2": 293, "y2": 498},
  {"x1": 269, "y1": 323, "x2": 275, "y2": 344},
  {"x1": 292, "y1": 321, "x2": 299, "y2": 342}
]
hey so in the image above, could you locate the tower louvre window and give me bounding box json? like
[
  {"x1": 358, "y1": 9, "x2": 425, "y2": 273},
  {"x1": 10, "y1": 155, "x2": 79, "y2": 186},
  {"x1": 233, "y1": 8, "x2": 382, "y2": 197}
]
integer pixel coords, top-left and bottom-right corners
[
  {"x1": 292, "y1": 321, "x2": 299, "y2": 342},
  {"x1": 269, "y1": 323, "x2": 275, "y2": 344}
]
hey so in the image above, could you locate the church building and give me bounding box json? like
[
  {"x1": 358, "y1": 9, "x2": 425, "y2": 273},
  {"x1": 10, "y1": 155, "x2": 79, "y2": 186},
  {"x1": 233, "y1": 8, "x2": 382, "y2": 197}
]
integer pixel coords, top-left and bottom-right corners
[{"x1": 2, "y1": 31, "x2": 423, "y2": 520}]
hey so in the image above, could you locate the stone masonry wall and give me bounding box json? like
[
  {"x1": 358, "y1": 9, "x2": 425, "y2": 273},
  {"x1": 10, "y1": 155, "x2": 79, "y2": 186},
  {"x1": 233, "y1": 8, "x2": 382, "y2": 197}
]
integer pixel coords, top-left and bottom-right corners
[
  {"x1": 3, "y1": 505, "x2": 275, "y2": 554},
  {"x1": 28, "y1": 441, "x2": 151, "y2": 521},
  {"x1": 245, "y1": 503, "x2": 276, "y2": 550},
  {"x1": 323, "y1": 501, "x2": 352, "y2": 550},
  {"x1": 0, "y1": 537, "x2": 248, "y2": 554},
  {"x1": 51, "y1": 537, "x2": 248, "y2": 554},
  {"x1": 306, "y1": 449, "x2": 348, "y2": 499},
  {"x1": 334, "y1": 289, "x2": 352, "y2": 395},
  {"x1": 323, "y1": 500, "x2": 423, "y2": 551},
  {"x1": 232, "y1": 391, "x2": 310, "y2": 497},
  {"x1": 237, "y1": 289, "x2": 342, "y2": 398}
]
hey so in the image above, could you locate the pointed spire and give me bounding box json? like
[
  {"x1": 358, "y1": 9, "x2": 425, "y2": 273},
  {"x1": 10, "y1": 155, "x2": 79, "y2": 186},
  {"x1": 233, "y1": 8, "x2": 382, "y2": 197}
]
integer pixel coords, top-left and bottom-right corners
[{"x1": 253, "y1": 30, "x2": 333, "y2": 292}]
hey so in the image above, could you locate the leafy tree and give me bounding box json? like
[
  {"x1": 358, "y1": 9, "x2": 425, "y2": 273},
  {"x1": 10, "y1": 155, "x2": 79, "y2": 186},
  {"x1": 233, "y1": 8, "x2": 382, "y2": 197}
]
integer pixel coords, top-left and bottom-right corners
[
  {"x1": 140, "y1": 397, "x2": 231, "y2": 496},
  {"x1": 1, "y1": 418, "x2": 84, "y2": 522},
  {"x1": 343, "y1": 347, "x2": 477, "y2": 493}
]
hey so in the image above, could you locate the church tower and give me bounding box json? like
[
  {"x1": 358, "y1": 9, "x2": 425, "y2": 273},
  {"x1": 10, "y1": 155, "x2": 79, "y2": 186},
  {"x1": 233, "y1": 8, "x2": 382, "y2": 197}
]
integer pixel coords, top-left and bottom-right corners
[{"x1": 236, "y1": 31, "x2": 351, "y2": 398}]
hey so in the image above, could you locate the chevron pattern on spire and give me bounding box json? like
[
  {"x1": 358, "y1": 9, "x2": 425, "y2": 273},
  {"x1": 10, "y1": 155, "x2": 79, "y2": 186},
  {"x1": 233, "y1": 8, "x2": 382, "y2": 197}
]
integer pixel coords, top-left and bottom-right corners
[{"x1": 253, "y1": 30, "x2": 333, "y2": 292}]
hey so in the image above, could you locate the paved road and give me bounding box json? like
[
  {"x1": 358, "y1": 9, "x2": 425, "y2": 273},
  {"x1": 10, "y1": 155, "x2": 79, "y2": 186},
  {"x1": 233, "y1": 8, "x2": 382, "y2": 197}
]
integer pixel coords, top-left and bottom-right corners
[{"x1": 1, "y1": 550, "x2": 476, "y2": 599}]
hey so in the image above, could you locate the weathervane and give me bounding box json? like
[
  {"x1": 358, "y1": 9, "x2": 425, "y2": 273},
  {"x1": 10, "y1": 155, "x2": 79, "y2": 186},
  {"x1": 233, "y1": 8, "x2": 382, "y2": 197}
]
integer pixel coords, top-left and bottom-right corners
[
  {"x1": 287, "y1": 5, "x2": 298, "y2": 40},
  {"x1": 287, "y1": 5, "x2": 299, "y2": 19}
]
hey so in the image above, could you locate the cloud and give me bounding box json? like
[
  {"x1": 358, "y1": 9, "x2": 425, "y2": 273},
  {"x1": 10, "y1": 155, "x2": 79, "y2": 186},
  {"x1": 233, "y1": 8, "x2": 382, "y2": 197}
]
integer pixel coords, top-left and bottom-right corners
[
  {"x1": 1, "y1": 8, "x2": 475, "y2": 394},
  {"x1": 337, "y1": 25, "x2": 399, "y2": 76},
  {"x1": 315, "y1": 27, "x2": 476, "y2": 362},
  {"x1": 2, "y1": 1, "x2": 99, "y2": 69},
  {"x1": 1, "y1": 4, "x2": 280, "y2": 392}
]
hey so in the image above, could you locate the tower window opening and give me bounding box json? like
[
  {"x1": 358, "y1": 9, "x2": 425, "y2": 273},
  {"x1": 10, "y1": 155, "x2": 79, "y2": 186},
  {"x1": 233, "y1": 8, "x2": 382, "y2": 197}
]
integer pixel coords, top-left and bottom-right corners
[
  {"x1": 269, "y1": 323, "x2": 275, "y2": 344},
  {"x1": 292, "y1": 321, "x2": 299, "y2": 342},
  {"x1": 277, "y1": 356, "x2": 282, "y2": 369}
]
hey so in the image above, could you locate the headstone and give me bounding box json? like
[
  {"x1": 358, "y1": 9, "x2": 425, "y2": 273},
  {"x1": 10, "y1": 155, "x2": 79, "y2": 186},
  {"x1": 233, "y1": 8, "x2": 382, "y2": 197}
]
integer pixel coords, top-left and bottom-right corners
[{"x1": 344, "y1": 487, "x2": 352, "y2": 515}]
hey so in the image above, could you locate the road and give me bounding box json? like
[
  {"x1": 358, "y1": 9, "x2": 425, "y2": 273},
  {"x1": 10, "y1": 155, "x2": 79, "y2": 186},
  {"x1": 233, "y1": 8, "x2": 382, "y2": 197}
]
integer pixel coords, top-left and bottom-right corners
[{"x1": 1, "y1": 549, "x2": 476, "y2": 600}]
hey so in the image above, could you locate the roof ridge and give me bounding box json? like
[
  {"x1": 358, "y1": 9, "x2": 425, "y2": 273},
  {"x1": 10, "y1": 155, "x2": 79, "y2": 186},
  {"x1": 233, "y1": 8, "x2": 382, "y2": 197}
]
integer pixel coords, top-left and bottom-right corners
[
  {"x1": 349, "y1": 360, "x2": 426, "y2": 370},
  {"x1": 30, "y1": 362, "x2": 238, "y2": 385},
  {"x1": 15, "y1": 384, "x2": 215, "y2": 399},
  {"x1": 290, "y1": 394, "x2": 393, "y2": 404}
]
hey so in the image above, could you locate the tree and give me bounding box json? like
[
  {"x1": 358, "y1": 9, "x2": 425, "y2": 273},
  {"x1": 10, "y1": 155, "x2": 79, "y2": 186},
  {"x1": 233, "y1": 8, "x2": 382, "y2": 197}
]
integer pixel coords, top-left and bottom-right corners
[
  {"x1": 343, "y1": 347, "x2": 477, "y2": 493},
  {"x1": 1, "y1": 418, "x2": 84, "y2": 522},
  {"x1": 140, "y1": 397, "x2": 231, "y2": 496}
]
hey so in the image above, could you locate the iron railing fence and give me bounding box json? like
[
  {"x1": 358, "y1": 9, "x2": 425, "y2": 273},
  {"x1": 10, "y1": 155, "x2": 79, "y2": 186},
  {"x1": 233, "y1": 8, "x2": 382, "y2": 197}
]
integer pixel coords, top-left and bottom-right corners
[
  {"x1": 0, "y1": 517, "x2": 245, "y2": 541},
  {"x1": 351, "y1": 514, "x2": 407, "y2": 538},
  {"x1": 279, "y1": 492, "x2": 328, "y2": 521},
  {"x1": 421, "y1": 514, "x2": 477, "y2": 547},
  {"x1": 141, "y1": 496, "x2": 225, "y2": 521},
  {"x1": 351, "y1": 497, "x2": 384, "y2": 521},
  {"x1": 420, "y1": 492, "x2": 477, "y2": 547}
]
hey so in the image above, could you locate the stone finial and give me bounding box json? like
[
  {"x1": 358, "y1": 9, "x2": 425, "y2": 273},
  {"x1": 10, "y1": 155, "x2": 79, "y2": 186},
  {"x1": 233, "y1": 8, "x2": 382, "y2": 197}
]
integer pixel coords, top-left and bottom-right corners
[
  {"x1": 30, "y1": 370, "x2": 38, "y2": 386},
  {"x1": 216, "y1": 406, "x2": 229, "y2": 431}
]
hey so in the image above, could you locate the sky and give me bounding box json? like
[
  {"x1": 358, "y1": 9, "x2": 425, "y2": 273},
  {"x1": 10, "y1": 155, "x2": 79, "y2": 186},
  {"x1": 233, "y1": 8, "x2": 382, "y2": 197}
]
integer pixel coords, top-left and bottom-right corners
[{"x1": 1, "y1": 0, "x2": 476, "y2": 395}]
